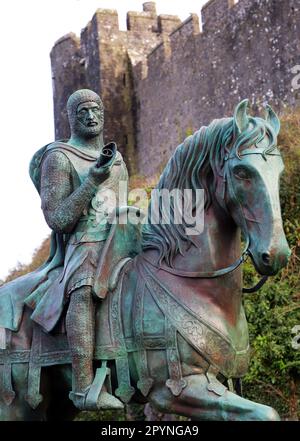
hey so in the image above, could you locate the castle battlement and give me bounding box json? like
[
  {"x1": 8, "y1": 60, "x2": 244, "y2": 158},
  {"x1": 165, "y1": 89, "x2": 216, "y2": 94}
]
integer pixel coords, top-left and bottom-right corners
[
  {"x1": 158, "y1": 15, "x2": 181, "y2": 34},
  {"x1": 52, "y1": 32, "x2": 80, "y2": 50},
  {"x1": 127, "y1": 2, "x2": 181, "y2": 34},
  {"x1": 93, "y1": 9, "x2": 119, "y2": 34},
  {"x1": 201, "y1": 0, "x2": 236, "y2": 29},
  {"x1": 144, "y1": 13, "x2": 200, "y2": 74},
  {"x1": 169, "y1": 13, "x2": 200, "y2": 44},
  {"x1": 143, "y1": 2, "x2": 157, "y2": 14},
  {"x1": 126, "y1": 10, "x2": 158, "y2": 33},
  {"x1": 50, "y1": 0, "x2": 300, "y2": 177}
]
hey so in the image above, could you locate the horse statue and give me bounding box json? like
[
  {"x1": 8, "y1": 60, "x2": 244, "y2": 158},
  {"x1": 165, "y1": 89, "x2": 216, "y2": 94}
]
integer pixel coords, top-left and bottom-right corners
[{"x1": 0, "y1": 100, "x2": 290, "y2": 421}]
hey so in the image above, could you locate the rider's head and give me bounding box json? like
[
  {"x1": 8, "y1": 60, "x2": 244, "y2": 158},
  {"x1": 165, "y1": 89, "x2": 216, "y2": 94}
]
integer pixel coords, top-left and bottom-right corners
[{"x1": 67, "y1": 89, "x2": 104, "y2": 139}]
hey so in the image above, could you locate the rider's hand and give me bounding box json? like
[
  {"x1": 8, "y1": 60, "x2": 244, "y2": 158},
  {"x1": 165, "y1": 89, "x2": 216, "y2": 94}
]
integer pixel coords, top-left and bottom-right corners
[{"x1": 87, "y1": 163, "x2": 110, "y2": 186}]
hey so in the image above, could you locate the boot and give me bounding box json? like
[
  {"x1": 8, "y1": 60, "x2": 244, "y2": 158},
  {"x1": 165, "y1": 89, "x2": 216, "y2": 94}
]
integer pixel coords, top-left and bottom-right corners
[{"x1": 69, "y1": 384, "x2": 124, "y2": 411}]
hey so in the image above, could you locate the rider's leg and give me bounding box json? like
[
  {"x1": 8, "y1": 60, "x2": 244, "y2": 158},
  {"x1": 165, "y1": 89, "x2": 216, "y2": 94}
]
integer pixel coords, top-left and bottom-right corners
[
  {"x1": 66, "y1": 285, "x2": 123, "y2": 410},
  {"x1": 148, "y1": 374, "x2": 280, "y2": 421},
  {"x1": 66, "y1": 286, "x2": 94, "y2": 393}
]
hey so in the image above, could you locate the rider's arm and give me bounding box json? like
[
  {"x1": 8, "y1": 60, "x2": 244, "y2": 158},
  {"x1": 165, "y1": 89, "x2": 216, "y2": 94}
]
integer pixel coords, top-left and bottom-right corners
[{"x1": 40, "y1": 151, "x2": 98, "y2": 234}]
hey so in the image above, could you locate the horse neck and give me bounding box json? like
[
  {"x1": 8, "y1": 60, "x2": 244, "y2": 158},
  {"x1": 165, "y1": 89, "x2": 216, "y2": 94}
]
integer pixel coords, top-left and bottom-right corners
[
  {"x1": 173, "y1": 201, "x2": 243, "y2": 321},
  {"x1": 171, "y1": 201, "x2": 241, "y2": 274},
  {"x1": 144, "y1": 199, "x2": 244, "y2": 323}
]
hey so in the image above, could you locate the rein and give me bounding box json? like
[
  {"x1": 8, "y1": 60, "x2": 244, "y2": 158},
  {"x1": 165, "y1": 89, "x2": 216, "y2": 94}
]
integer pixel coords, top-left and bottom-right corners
[
  {"x1": 143, "y1": 251, "x2": 268, "y2": 294},
  {"x1": 143, "y1": 242, "x2": 249, "y2": 279}
]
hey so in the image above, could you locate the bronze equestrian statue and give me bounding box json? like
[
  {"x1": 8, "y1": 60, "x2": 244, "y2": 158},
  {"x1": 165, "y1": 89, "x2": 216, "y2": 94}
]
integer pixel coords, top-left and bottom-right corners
[{"x1": 0, "y1": 94, "x2": 290, "y2": 421}]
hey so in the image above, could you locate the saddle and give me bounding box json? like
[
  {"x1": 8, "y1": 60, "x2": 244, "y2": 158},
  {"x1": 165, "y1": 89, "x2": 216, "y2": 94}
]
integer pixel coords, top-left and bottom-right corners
[{"x1": 93, "y1": 206, "x2": 144, "y2": 299}]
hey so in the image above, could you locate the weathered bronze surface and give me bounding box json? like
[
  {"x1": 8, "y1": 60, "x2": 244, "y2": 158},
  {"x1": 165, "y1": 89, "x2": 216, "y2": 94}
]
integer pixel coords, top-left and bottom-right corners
[{"x1": 0, "y1": 96, "x2": 290, "y2": 420}]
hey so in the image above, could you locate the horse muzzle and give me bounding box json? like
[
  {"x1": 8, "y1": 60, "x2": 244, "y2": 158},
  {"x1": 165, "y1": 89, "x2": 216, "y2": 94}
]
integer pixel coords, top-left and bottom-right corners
[{"x1": 249, "y1": 239, "x2": 291, "y2": 276}]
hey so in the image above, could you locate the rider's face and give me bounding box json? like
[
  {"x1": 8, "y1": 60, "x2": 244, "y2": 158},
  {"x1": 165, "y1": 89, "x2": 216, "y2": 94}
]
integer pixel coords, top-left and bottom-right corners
[{"x1": 74, "y1": 101, "x2": 104, "y2": 138}]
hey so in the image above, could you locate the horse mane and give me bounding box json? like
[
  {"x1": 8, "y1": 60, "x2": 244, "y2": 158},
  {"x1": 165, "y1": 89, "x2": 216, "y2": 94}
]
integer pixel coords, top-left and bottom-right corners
[{"x1": 141, "y1": 115, "x2": 277, "y2": 266}]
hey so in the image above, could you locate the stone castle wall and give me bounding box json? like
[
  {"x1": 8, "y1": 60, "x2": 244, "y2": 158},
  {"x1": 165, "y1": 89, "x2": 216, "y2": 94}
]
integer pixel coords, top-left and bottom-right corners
[{"x1": 50, "y1": 0, "x2": 300, "y2": 177}]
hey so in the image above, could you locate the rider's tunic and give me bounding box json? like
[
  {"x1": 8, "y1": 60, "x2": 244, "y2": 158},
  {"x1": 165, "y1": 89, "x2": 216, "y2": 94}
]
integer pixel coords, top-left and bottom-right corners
[{"x1": 43, "y1": 143, "x2": 128, "y2": 299}]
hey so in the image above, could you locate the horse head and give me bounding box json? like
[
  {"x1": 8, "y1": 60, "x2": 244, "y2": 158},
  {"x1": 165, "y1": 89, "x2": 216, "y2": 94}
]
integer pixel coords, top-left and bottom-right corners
[
  {"x1": 219, "y1": 99, "x2": 291, "y2": 276},
  {"x1": 142, "y1": 99, "x2": 290, "y2": 277}
]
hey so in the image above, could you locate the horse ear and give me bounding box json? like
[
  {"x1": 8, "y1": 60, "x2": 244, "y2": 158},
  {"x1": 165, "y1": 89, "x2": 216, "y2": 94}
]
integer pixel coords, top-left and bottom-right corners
[
  {"x1": 234, "y1": 99, "x2": 250, "y2": 134},
  {"x1": 265, "y1": 104, "x2": 280, "y2": 136}
]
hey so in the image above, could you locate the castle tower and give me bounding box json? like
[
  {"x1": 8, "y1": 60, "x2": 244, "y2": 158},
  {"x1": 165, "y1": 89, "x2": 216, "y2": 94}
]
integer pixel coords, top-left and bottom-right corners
[{"x1": 50, "y1": 3, "x2": 181, "y2": 174}]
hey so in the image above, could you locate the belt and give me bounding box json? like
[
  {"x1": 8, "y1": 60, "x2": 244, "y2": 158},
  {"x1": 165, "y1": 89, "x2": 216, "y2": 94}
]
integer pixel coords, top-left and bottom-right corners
[{"x1": 69, "y1": 227, "x2": 111, "y2": 244}]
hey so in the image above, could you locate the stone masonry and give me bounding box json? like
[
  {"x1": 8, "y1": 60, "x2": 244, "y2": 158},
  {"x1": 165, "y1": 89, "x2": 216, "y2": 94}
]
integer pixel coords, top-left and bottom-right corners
[{"x1": 50, "y1": 0, "x2": 300, "y2": 177}]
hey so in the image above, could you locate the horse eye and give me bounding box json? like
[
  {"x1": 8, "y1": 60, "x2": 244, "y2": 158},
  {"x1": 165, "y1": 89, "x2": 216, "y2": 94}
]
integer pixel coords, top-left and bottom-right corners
[{"x1": 233, "y1": 166, "x2": 251, "y2": 180}]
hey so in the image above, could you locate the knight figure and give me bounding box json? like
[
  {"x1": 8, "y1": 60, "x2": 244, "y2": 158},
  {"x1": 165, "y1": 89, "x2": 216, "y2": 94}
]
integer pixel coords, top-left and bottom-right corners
[{"x1": 0, "y1": 89, "x2": 128, "y2": 410}]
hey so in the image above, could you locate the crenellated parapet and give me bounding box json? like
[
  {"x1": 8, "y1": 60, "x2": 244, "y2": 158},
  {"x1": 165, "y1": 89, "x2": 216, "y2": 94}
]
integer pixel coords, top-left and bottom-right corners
[
  {"x1": 158, "y1": 15, "x2": 182, "y2": 34},
  {"x1": 201, "y1": 0, "x2": 236, "y2": 30},
  {"x1": 93, "y1": 8, "x2": 119, "y2": 35},
  {"x1": 127, "y1": 10, "x2": 157, "y2": 33}
]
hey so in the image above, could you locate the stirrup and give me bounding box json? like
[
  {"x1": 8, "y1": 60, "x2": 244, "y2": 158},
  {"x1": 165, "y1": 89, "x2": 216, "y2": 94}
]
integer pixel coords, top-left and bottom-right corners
[
  {"x1": 69, "y1": 362, "x2": 124, "y2": 410},
  {"x1": 85, "y1": 363, "x2": 111, "y2": 409}
]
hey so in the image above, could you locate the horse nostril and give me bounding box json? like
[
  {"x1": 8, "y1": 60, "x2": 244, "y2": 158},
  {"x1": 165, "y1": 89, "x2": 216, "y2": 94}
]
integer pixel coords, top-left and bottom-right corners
[{"x1": 262, "y1": 253, "x2": 271, "y2": 266}]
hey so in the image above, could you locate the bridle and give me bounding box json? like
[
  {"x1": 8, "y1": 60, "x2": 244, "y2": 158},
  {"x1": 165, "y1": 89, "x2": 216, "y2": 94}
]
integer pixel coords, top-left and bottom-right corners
[{"x1": 143, "y1": 148, "x2": 282, "y2": 294}]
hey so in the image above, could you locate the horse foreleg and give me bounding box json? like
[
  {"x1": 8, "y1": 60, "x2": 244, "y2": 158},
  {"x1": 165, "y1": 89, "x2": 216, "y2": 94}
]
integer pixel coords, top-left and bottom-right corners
[{"x1": 148, "y1": 374, "x2": 280, "y2": 421}]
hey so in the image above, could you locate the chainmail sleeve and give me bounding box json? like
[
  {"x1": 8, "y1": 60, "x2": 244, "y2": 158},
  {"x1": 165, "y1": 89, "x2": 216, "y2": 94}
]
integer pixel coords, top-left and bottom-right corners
[{"x1": 40, "y1": 151, "x2": 98, "y2": 234}]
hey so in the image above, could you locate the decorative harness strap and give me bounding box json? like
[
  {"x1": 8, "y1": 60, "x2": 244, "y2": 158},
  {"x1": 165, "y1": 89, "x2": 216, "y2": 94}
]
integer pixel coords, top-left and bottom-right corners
[
  {"x1": 0, "y1": 330, "x2": 15, "y2": 406},
  {"x1": 165, "y1": 318, "x2": 187, "y2": 396},
  {"x1": 25, "y1": 324, "x2": 43, "y2": 409},
  {"x1": 109, "y1": 268, "x2": 135, "y2": 404},
  {"x1": 134, "y1": 260, "x2": 154, "y2": 397}
]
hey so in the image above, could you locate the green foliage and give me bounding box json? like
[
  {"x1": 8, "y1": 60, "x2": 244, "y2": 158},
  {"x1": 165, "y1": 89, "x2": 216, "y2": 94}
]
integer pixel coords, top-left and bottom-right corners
[
  {"x1": 185, "y1": 126, "x2": 194, "y2": 138},
  {"x1": 242, "y1": 109, "x2": 300, "y2": 420},
  {"x1": 1, "y1": 237, "x2": 50, "y2": 285},
  {"x1": 243, "y1": 262, "x2": 300, "y2": 419},
  {"x1": 74, "y1": 404, "x2": 145, "y2": 422}
]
